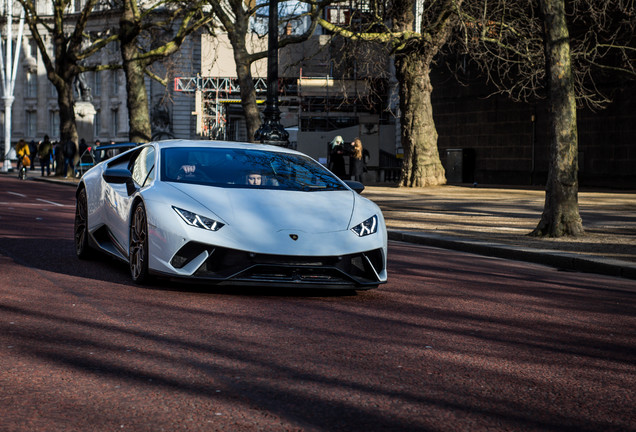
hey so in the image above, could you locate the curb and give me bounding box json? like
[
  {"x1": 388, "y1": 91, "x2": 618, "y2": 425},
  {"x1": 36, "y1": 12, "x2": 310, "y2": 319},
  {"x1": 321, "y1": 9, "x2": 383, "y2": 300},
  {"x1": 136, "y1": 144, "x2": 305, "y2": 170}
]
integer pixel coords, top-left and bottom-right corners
[
  {"x1": 388, "y1": 230, "x2": 636, "y2": 281},
  {"x1": 31, "y1": 175, "x2": 80, "y2": 187}
]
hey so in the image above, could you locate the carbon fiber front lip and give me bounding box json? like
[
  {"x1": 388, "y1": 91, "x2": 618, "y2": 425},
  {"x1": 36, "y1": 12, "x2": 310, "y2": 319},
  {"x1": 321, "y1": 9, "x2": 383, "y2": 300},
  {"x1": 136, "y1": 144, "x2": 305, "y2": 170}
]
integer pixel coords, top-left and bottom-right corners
[{"x1": 152, "y1": 270, "x2": 383, "y2": 290}]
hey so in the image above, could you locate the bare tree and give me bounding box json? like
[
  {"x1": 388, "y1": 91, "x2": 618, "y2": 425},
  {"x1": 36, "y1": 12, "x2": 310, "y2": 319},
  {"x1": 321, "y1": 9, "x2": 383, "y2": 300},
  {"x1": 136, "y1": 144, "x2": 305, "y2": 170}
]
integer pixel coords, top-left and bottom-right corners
[
  {"x1": 20, "y1": 0, "x2": 214, "y2": 150},
  {"x1": 318, "y1": 0, "x2": 463, "y2": 187},
  {"x1": 457, "y1": 1, "x2": 635, "y2": 107},
  {"x1": 118, "y1": 0, "x2": 214, "y2": 143},
  {"x1": 18, "y1": 0, "x2": 118, "y2": 156},
  {"x1": 535, "y1": 0, "x2": 583, "y2": 236},
  {"x1": 204, "y1": 0, "x2": 328, "y2": 142},
  {"x1": 458, "y1": 0, "x2": 635, "y2": 237}
]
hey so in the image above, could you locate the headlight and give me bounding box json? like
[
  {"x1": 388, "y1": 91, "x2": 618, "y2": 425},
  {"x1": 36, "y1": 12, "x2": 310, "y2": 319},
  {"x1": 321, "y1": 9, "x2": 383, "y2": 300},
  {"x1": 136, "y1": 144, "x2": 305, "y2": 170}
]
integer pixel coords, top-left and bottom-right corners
[
  {"x1": 351, "y1": 215, "x2": 378, "y2": 237},
  {"x1": 173, "y1": 206, "x2": 224, "y2": 231}
]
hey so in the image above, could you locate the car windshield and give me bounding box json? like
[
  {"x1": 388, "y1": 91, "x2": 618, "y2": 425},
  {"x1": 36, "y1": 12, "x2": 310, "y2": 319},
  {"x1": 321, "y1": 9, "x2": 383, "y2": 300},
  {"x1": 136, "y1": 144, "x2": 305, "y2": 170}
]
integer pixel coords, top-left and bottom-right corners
[{"x1": 161, "y1": 147, "x2": 347, "y2": 191}]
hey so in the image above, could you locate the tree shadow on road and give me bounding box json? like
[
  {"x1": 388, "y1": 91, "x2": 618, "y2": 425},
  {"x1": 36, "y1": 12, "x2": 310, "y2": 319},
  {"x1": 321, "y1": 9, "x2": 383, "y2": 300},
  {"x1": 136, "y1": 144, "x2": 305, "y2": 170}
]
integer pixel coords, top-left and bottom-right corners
[{"x1": 0, "y1": 237, "x2": 362, "y2": 298}]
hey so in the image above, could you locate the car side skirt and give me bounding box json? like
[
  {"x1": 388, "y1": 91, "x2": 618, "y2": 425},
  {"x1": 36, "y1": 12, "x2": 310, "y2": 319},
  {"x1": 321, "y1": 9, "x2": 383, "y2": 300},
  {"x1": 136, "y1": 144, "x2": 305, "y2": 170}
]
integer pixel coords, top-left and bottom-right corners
[{"x1": 89, "y1": 224, "x2": 129, "y2": 262}]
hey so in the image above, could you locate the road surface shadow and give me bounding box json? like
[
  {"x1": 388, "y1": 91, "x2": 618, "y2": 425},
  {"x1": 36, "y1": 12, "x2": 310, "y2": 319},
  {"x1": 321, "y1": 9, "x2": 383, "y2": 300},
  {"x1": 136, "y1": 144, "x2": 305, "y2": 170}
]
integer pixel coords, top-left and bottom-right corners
[{"x1": 0, "y1": 237, "x2": 362, "y2": 298}]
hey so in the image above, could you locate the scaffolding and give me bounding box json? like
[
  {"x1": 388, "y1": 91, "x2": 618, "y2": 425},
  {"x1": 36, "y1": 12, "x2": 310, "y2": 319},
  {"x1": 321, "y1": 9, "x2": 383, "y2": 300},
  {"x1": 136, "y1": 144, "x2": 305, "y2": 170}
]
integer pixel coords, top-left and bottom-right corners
[
  {"x1": 174, "y1": 76, "x2": 268, "y2": 139},
  {"x1": 174, "y1": 73, "x2": 380, "y2": 138}
]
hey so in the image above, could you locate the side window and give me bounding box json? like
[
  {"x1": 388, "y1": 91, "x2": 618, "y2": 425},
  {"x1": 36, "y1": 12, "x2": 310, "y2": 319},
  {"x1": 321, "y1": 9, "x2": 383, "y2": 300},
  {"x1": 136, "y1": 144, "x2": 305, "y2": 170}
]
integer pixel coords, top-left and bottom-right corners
[{"x1": 131, "y1": 146, "x2": 156, "y2": 187}]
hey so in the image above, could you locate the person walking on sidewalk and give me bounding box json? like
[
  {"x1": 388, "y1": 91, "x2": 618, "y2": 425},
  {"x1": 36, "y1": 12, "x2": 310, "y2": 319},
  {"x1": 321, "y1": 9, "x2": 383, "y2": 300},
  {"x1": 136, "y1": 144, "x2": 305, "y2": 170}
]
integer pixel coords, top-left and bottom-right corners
[
  {"x1": 38, "y1": 135, "x2": 53, "y2": 176},
  {"x1": 350, "y1": 137, "x2": 365, "y2": 182},
  {"x1": 53, "y1": 141, "x2": 62, "y2": 174},
  {"x1": 28, "y1": 140, "x2": 37, "y2": 170},
  {"x1": 63, "y1": 139, "x2": 77, "y2": 178},
  {"x1": 79, "y1": 138, "x2": 88, "y2": 157},
  {"x1": 328, "y1": 135, "x2": 347, "y2": 180}
]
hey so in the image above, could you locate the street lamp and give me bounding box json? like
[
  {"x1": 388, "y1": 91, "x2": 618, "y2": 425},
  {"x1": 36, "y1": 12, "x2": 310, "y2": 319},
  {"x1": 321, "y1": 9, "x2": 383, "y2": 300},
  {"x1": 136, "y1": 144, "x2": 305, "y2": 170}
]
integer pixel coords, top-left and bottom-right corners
[{"x1": 254, "y1": 0, "x2": 289, "y2": 147}]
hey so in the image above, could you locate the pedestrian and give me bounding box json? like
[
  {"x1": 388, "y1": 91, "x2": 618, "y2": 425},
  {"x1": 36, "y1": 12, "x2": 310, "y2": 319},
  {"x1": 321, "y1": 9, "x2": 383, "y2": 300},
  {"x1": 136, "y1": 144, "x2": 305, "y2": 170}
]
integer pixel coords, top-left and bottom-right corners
[
  {"x1": 53, "y1": 141, "x2": 62, "y2": 174},
  {"x1": 28, "y1": 140, "x2": 37, "y2": 170},
  {"x1": 75, "y1": 138, "x2": 89, "y2": 177},
  {"x1": 15, "y1": 139, "x2": 30, "y2": 179},
  {"x1": 38, "y1": 135, "x2": 53, "y2": 176},
  {"x1": 79, "y1": 138, "x2": 88, "y2": 156},
  {"x1": 350, "y1": 137, "x2": 365, "y2": 182},
  {"x1": 63, "y1": 139, "x2": 77, "y2": 178},
  {"x1": 328, "y1": 135, "x2": 347, "y2": 179}
]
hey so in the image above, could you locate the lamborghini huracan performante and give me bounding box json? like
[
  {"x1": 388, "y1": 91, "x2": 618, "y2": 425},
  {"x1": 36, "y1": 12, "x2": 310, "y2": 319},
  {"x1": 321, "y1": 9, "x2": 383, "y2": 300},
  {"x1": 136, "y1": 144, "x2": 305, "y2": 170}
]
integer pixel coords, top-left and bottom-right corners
[{"x1": 74, "y1": 140, "x2": 388, "y2": 289}]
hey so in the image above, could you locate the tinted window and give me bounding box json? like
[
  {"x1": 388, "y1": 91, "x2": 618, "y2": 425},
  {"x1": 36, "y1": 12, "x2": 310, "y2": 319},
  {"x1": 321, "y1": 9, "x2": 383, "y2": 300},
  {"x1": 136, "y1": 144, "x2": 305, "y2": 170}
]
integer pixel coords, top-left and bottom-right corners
[
  {"x1": 94, "y1": 144, "x2": 137, "y2": 163},
  {"x1": 161, "y1": 147, "x2": 346, "y2": 191}
]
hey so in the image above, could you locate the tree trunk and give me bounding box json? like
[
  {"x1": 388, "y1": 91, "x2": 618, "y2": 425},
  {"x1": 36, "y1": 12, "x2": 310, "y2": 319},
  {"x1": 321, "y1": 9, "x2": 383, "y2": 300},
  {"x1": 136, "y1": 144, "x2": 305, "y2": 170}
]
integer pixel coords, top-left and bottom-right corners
[
  {"x1": 120, "y1": 0, "x2": 152, "y2": 144},
  {"x1": 231, "y1": 40, "x2": 261, "y2": 142},
  {"x1": 122, "y1": 54, "x2": 152, "y2": 143},
  {"x1": 531, "y1": 0, "x2": 584, "y2": 237},
  {"x1": 395, "y1": 53, "x2": 446, "y2": 187},
  {"x1": 56, "y1": 81, "x2": 78, "y2": 175},
  {"x1": 57, "y1": 83, "x2": 78, "y2": 145}
]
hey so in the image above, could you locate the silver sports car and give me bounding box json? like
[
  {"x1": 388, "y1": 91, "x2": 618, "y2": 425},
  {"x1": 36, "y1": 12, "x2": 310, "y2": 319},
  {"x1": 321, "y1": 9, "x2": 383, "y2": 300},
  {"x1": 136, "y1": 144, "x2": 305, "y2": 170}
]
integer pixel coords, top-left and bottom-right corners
[{"x1": 74, "y1": 140, "x2": 387, "y2": 289}]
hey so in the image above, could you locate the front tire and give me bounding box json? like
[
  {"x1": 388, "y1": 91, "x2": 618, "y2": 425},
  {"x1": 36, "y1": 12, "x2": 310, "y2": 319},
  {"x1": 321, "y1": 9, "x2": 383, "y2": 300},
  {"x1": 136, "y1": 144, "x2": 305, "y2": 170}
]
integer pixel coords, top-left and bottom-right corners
[
  {"x1": 74, "y1": 188, "x2": 93, "y2": 259},
  {"x1": 130, "y1": 202, "x2": 150, "y2": 284}
]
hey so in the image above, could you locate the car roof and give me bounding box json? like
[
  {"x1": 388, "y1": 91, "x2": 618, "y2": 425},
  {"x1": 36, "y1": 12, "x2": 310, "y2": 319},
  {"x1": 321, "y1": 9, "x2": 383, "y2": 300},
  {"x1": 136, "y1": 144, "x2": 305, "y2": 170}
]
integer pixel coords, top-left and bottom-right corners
[
  {"x1": 94, "y1": 142, "x2": 139, "y2": 150},
  {"x1": 151, "y1": 139, "x2": 301, "y2": 155}
]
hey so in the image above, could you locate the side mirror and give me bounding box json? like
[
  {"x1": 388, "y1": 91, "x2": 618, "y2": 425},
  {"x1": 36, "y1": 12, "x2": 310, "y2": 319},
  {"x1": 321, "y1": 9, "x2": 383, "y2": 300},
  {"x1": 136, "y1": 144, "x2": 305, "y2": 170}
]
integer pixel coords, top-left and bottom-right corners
[
  {"x1": 103, "y1": 168, "x2": 136, "y2": 196},
  {"x1": 344, "y1": 180, "x2": 365, "y2": 194}
]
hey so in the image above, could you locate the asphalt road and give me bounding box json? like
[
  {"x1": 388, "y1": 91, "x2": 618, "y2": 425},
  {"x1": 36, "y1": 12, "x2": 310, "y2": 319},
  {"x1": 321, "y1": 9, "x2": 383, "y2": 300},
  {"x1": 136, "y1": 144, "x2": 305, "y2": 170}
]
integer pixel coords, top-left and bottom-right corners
[{"x1": 1, "y1": 175, "x2": 635, "y2": 432}]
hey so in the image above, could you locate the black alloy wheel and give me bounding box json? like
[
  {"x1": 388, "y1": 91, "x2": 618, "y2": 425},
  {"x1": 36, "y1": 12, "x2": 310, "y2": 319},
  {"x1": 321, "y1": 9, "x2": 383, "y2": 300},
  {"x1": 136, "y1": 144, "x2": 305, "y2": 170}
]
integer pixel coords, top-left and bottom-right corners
[
  {"x1": 74, "y1": 188, "x2": 93, "y2": 259},
  {"x1": 130, "y1": 202, "x2": 150, "y2": 283}
]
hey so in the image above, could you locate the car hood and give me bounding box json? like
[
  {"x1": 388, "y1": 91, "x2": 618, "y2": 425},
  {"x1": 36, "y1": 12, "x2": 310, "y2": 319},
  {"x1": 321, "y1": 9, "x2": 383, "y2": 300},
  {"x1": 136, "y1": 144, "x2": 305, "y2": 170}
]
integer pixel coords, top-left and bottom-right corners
[{"x1": 166, "y1": 182, "x2": 356, "y2": 233}]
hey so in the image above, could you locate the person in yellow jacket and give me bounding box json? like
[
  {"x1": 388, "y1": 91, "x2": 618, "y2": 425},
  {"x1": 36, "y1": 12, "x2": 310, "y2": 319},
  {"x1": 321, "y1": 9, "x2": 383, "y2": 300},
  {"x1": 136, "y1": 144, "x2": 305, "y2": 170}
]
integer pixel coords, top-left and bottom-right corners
[{"x1": 15, "y1": 139, "x2": 30, "y2": 177}]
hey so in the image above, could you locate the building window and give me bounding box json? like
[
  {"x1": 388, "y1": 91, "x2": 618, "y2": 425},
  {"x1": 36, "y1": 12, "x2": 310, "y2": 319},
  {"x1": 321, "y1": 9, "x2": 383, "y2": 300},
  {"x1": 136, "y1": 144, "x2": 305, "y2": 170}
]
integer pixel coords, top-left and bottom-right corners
[
  {"x1": 49, "y1": 82, "x2": 57, "y2": 98},
  {"x1": 49, "y1": 110, "x2": 59, "y2": 139},
  {"x1": 26, "y1": 72, "x2": 37, "y2": 98},
  {"x1": 26, "y1": 111, "x2": 36, "y2": 137},
  {"x1": 29, "y1": 38, "x2": 38, "y2": 58},
  {"x1": 111, "y1": 108, "x2": 119, "y2": 136},
  {"x1": 325, "y1": 7, "x2": 351, "y2": 25},
  {"x1": 94, "y1": 109, "x2": 100, "y2": 136},
  {"x1": 111, "y1": 70, "x2": 119, "y2": 96},
  {"x1": 93, "y1": 71, "x2": 101, "y2": 96}
]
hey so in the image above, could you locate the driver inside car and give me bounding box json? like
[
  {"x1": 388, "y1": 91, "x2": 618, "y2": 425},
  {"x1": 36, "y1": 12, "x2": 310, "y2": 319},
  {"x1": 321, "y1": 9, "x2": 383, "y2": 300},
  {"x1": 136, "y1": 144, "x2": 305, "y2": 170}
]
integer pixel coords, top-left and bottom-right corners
[{"x1": 246, "y1": 171, "x2": 262, "y2": 185}]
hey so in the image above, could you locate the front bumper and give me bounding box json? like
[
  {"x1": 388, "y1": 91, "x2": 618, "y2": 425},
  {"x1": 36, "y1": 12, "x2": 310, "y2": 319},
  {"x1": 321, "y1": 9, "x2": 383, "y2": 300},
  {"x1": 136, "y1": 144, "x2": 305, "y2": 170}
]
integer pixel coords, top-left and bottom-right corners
[{"x1": 161, "y1": 242, "x2": 386, "y2": 289}]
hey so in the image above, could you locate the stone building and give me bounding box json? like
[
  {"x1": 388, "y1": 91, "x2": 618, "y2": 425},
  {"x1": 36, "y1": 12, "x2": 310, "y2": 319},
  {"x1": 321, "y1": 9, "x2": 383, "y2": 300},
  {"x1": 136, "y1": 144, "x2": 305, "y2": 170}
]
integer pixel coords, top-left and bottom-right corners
[{"x1": 1, "y1": 2, "x2": 201, "y2": 148}]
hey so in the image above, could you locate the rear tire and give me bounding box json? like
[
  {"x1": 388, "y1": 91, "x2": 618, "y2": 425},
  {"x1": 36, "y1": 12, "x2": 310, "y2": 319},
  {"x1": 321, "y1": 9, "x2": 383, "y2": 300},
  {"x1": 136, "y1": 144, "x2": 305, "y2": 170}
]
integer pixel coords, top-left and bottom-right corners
[
  {"x1": 130, "y1": 202, "x2": 150, "y2": 284},
  {"x1": 74, "y1": 188, "x2": 93, "y2": 259}
]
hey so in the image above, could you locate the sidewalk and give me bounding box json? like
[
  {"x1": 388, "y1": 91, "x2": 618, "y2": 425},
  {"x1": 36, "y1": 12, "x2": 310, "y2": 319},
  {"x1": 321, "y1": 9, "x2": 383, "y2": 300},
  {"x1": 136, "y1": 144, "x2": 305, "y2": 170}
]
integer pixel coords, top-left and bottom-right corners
[
  {"x1": 363, "y1": 184, "x2": 636, "y2": 280},
  {"x1": 19, "y1": 171, "x2": 636, "y2": 281}
]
